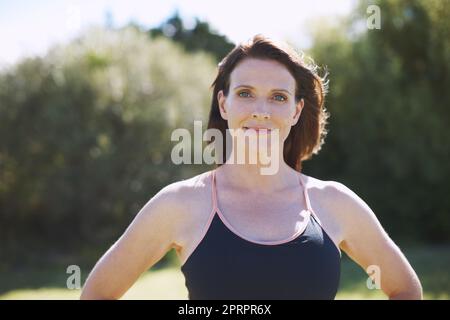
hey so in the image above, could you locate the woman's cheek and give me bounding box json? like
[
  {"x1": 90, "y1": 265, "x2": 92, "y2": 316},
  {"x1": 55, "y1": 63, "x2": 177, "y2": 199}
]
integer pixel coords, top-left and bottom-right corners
[
  {"x1": 227, "y1": 106, "x2": 248, "y2": 129},
  {"x1": 231, "y1": 103, "x2": 252, "y2": 120}
]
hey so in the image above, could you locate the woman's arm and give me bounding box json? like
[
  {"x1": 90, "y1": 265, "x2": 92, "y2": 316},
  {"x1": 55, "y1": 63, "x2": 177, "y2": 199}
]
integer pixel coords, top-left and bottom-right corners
[
  {"x1": 80, "y1": 184, "x2": 183, "y2": 300},
  {"x1": 331, "y1": 182, "x2": 423, "y2": 300}
]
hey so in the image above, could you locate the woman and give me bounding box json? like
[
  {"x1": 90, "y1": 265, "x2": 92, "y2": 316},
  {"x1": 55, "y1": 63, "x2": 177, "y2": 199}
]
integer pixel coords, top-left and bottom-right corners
[{"x1": 81, "y1": 35, "x2": 422, "y2": 300}]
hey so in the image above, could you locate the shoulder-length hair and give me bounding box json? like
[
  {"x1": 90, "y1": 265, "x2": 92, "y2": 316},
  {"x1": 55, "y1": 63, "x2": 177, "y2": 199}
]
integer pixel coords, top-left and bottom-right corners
[{"x1": 207, "y1": 34, "x2": 329, "y2": 172}]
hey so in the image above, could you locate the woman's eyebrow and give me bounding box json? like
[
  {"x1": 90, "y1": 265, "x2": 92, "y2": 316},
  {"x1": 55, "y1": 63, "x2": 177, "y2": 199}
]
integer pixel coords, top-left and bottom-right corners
[{"x1": 233, "y1": 85, "x2": 293, "y2": 95}]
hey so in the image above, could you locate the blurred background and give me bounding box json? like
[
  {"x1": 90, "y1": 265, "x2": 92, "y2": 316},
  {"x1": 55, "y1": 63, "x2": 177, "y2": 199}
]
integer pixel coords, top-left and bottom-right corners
[{"x1": 0, "y1": 0, "x2": 449, "y2": 299}]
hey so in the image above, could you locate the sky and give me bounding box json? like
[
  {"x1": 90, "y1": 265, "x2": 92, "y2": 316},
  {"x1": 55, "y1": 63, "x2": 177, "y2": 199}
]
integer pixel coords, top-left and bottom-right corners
[{"x1": 0, "y1": 0, "x2": 356, "y2": 66}]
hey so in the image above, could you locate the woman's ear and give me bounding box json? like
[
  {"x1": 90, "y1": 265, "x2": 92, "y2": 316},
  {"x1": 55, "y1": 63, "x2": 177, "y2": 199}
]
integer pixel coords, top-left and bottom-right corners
[
  {"x1": 292, "y1": 98, "x2": 304, "y2": 126},
  {"x1": 217, "y1": 90, "x2": 228, "y2": 120}
]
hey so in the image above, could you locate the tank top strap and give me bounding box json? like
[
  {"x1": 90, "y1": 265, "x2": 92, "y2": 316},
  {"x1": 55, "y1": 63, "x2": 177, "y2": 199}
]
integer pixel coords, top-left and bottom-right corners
[
  {"x1": 211, "y1": 170, "x2": 219, "y2": 212},
  {"x1": 298, "y1": 174, "x2": 323, "y2": 226}
]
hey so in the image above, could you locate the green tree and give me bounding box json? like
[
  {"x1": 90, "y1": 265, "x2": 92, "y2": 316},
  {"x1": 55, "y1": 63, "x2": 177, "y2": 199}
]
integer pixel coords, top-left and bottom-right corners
[
  {"x1": 306, "y1": 0, "x2": 450, "y2": 243},
  {"x1": 149, "y1": 11, "x2": 235, "y2": 62},
  {"x1": 0, "y1": 26, "x2": 217, "y2": 267}
]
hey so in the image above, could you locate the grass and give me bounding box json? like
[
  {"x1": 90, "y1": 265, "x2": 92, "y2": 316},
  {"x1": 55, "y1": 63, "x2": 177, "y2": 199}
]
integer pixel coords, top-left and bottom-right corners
[{"x1": 1, "y1": 245, "x2": 449, "y2": 300}]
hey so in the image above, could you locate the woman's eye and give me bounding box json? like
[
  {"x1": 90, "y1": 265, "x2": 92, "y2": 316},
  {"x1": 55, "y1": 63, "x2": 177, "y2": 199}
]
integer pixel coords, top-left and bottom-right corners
[
  {"x1": 273, "y1": 94, "x2": 287, "y2": 102},
  {"x1": 238, "y1": 91, "x2": 251, "y2": 98}
]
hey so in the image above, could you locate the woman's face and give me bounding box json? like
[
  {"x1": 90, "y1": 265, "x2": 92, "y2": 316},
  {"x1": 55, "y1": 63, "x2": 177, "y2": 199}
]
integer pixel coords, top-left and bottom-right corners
[{"x1": 218, "y1": 58, "x2": 303, "y2": 145}]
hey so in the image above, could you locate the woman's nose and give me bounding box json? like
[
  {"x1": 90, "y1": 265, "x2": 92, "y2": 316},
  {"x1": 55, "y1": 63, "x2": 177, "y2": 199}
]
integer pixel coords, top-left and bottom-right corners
[
  {"x1": 251, "y1": 112, "x2": 270, "y2": 120},
  {"x1": 252, "y1": 100, "x2": 271, "y2": 120}
]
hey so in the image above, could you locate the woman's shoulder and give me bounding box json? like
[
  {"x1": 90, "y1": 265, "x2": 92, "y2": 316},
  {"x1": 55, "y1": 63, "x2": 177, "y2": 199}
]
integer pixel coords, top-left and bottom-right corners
[
  {"x1": 300, "y1": 173, "x2": 356, "y2": 204},
  {"x1": 157, "y1": 169, "x2": 213, "y2": 202},
  {"x1": 152, "y1": 170, "x2": 214, "y2": 223},
  {"x1": 301, "y1": 173, "x2": 379, "y2": 235}
]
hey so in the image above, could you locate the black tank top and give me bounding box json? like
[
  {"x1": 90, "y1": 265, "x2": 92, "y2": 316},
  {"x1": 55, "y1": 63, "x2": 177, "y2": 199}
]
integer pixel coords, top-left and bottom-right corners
[{"x1": 180, "y1": 170, "x2": 341, "y2": 300}]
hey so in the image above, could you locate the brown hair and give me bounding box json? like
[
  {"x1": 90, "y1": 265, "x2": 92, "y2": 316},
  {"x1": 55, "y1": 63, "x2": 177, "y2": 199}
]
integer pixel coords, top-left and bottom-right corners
[{"x1": 207, "y1": 34, "x2": 329, "y2": 172}]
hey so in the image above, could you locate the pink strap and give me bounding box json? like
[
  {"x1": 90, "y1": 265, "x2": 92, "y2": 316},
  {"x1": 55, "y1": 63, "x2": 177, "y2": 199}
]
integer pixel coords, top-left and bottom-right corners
[
  {"x1": 298, "y1": 174, "x2": 322, "y2": 226},
  {"x1": 211, "y1": 170, "x2": 218, "y2": 212}
]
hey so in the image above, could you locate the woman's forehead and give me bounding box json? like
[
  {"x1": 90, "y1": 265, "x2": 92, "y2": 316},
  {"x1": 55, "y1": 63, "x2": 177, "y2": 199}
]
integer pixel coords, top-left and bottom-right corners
[{"x1": 229, "y1": 58, "x2": 296, "y2": 91}]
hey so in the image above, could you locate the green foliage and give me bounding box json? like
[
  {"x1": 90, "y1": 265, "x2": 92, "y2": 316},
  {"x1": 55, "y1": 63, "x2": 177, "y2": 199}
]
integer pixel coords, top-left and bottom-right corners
[
  {"x1": 0, "y1": 27, "x2": 217, "y2": 266},
  {"x1": 305, "y1": 0, "x2": 450, "y2": 242}
]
